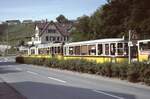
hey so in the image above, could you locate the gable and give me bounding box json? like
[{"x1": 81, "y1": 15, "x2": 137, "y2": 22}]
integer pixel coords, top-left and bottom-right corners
[{"x1": 36, "y1": 21, "x2": 73, "y2": 37}]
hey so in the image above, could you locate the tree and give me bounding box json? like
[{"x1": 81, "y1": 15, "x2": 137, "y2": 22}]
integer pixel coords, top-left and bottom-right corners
[
  {"x1": 18, "y1": 40, "x2": 25, "y2": 46},
  {"x1": 56, "y1": 14, "x2": 68, "y2": 23},
  {"x1": 72, "y1": 0, "x2": 150, "y2": 41},
  {"x1": 71, "y1": 15, "x2": 94, "y2": 41}
]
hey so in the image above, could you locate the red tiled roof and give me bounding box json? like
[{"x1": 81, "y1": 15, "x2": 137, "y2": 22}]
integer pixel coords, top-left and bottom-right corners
[{"x1": 36, "y1": 21, "x2": 73, "y2": 37}]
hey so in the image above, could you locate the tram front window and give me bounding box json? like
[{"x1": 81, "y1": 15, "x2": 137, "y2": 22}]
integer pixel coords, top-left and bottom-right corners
[{"x1": 140, "y1": 42, "x2": 150, "y2": 51}]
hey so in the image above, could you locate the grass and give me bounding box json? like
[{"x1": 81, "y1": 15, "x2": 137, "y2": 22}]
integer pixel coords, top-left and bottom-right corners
[{"x1": 0, "y1": 23, "x2": 35, "y2": 46}]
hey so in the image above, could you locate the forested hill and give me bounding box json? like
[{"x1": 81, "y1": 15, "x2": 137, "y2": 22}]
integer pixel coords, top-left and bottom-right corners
[
  {"x1": 0, "y1": 23, "x2": 35, "y2": 46},
  {"x1": 71, "y1": 0, "x2": 150, "y2": 41}
]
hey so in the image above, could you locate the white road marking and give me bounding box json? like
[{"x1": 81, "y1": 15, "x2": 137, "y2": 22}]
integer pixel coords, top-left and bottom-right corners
[
  {"x1": 15, "y1": 68, "x2": 22, "y2": 71},
  {"x1": 27, "y1": 71, "x2": 38, "y2": 75},
  {"x1": 26, "y1": 70, "x2": 67, "y2": 83},
  {"x1": 48, "y1": 76, "x2": 67, "y2": 83},
  {"x1": 93, "y1": 90, "x2": 124, "y2": 99}
]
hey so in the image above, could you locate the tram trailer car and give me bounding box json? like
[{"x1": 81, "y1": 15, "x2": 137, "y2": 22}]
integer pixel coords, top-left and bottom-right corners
[
  {"x1": 63, "y1": 38, "x2": 129, "y2": 63},
  {"x1": 19, "y1": 38, "x2": 150, "y2": 63},
  {"x1": 138, "y1": 39, "x2": 150, "y2": 62}
]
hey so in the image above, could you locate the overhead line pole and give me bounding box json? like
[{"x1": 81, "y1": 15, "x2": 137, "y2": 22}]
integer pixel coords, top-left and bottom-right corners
[{"x1": 128, "y1": 30, "x2": 131, "y2": 64}]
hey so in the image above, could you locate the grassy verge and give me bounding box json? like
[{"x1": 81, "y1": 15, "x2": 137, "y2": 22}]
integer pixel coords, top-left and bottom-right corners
[{"x1": 16, "y1": 56, "x2": 150, "y2": 85}]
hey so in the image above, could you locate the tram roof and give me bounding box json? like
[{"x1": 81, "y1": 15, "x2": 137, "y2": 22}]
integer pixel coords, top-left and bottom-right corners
[
  {"x1": 138, "y1": 39, "x2": 150, "y2": 43},
  {"x1": 37, "y1": 43, "x2": 62, "y2": 48},
  {"x1": 65, "y1": 38, "x2": 125, "y2": 46}
]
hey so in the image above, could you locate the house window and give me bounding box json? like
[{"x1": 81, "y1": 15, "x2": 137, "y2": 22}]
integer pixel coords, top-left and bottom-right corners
[
  {"x1": 48, "y1": 29, "x2": 56, "y2": 33},
  {"x1": 53, "y1": 37, "x2": 56, "y2": 41},
  {"x1": 57, "y1": 37, "x2": 59, "y2": 41},
  {"x1": 46, "y1": 36, "x2": 49, "y2": 41},
  {"x1": 60, "y1": 37, "x2": 63, "y2": 41},
  {"x1": 35, "y1": 37, "x2": 38, "y2": 41},
  {"x1": 64, "y1": 36, "x2": 68, "y2": 41},
  {"x1": 50, "y1": 37, "x2": 52, "y2": 41}
]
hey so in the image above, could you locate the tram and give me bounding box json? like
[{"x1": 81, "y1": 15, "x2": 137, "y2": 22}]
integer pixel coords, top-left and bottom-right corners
[
  {"x1": 19, "y1": 38, "x2": 150, "y2": 63},
  {"x1": 63, "y1": 38, "x2": 129, "y2": 63}
]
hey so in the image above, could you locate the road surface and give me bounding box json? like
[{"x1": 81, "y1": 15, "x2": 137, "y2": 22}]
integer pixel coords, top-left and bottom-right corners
[{"x1": 0, "y1": 56, "x2": 150, "y2": 99}]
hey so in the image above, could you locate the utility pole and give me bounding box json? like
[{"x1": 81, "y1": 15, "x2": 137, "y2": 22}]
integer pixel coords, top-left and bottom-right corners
[
  {"x1": 6, "y1": 24, "x2": 8, "y2": 56},
  {"x1": 128, "y1": 30, "x2": 131, "y2": 64}
]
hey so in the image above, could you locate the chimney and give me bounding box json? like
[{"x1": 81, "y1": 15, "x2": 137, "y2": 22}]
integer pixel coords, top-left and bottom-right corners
[{"x1": 46, "y1": 19, "x2": 48, "y2": 23}]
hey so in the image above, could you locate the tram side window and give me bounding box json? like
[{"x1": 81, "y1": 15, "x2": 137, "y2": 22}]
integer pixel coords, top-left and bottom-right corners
[
  {"x1": 57, "y1": 47, "x2": 60, "y2": 54},
  {"x1": 75, "y1": 46, "x2": 80, "y2": 55},
  {"x1": 105, "y1": 44, "x2": 109, "y2": 55},
  {"x1": 54, "y1": 47, "x2": 57, "y2": 54},
  {"x1": 124, "y1": 43, "x2": 128, "y2": 55},
  {"x1": 43, "y1": 48, "x2": 46, "y2": 54},
  {"x1": 69, "y1": 47, "x2": 74, "y2": 55},
  {"x1": 63, "y1": 47, "x2": 67, "y2": 55},
  {"x1": 88, "y1": 45, "x2": 96, "y2": 55},
  {"x1": 81, "y1": 45, "x2": 88, "y2": 55},
  {"x1": 31, "y1": 49, "x2": 35, "y2": 54},
  {"x1": 47, "y1": 48, "x2": 50, "y2": 54},
  {"x1": 117, "y1": 43, "x2": 124, "y2": 55},
  {"x1": 24, "y1": 50, "x2": 28, "y2": 54},
  {"x1": 58, "y1": 47, "x2": 63, "y2": 54},
  {"x1": 38, "y1": 49, "x2": 41, "y2": 54},
  {"x1": 98, "y1": 44, "x2": 103, "y2": 55},
  {"x1": 110, "y1": 43, "x2": 116, "y2": 55},
  {"x1": 140, "y1": 42, "x2": 150, "y2": 51},
  {"x1": 51, "y1": 47, "x2": 55, "y2": 55}
]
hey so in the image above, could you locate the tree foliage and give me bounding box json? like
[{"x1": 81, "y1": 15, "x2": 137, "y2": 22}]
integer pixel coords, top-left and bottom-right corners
[
  {"x1": 72, "y1": 0, "x2": 150, "y2": 41},
  {"x1": 56, "y1": 14, "x2": 68, "y2": 23}
]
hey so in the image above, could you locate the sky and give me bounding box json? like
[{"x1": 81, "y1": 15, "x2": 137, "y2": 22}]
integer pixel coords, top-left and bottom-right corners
[{"x1": 0, "y1": 0, "x2": 106, "y2": 21}]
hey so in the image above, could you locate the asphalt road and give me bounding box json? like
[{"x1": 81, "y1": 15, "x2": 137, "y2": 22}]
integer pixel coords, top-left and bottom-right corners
[{"x1": 0, "y1": 56, "x2": 150, "y2": 99}]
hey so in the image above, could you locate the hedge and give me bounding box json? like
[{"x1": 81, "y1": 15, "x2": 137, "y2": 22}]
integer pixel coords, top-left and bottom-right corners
[{"x1": 16, "y1": 56, "x2": 150, "y2": 85}]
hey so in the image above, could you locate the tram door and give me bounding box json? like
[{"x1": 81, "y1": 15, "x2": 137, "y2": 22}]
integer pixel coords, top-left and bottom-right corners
[{"x1": 131, "y1": 45, "x2": 138, "y2": 59}]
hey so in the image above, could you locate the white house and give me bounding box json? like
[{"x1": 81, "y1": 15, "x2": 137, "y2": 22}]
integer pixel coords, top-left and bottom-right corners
[{"x1": 27, "y1": 21, "x2": 73, "y2": 46}]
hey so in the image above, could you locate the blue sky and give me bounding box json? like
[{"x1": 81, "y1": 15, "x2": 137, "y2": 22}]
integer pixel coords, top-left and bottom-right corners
[{"x1": 0, "y1": 0, "x2": 106, "y2": 21}]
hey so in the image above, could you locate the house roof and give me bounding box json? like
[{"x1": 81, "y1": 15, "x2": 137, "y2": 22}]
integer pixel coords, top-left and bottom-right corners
[
  {"x1": 35, "y1": 21, "x2": 73, "y2": 37},
  {"x1": 6, "y1": 20, "x2": 21, "y2": 23}
]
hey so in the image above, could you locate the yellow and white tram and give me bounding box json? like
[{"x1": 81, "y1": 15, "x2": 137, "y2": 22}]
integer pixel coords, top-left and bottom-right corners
[
  {"x1": 19, "y1": 38, "x2": 150, "y2": 63},
  {"x1": 63, "y1": 38, "x2": 129, "y2": 63}
]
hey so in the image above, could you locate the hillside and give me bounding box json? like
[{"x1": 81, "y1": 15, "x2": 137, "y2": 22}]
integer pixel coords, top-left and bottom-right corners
[
  {"x1": 0, "y1": 23, "x2": 35, "y2": 46},
  {"x1": 71, "y1": 0, "x2": 150, "y2": 41}
]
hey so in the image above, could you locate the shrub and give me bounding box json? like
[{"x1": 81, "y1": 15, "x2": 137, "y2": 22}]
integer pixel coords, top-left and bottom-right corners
[
  {"x1": 127, "y1": 63, "x2": 141, "y2": 82},
  {"x1": 15, "y1": 56, "x2": 150, "y2": 85},
  {"x1": 16, "y1": 56, "x2": 24, "y2": 63}
]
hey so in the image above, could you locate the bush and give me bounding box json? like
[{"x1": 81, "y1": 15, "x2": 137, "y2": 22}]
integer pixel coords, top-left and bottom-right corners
[
  {"x1": 16, "y1": 56, "x2": 24, "y2": 63},
  {"x1": 127, "y1": 63, "x2": 141, "y2": 82},
  {"x1": 143, "y1": 69, "x2": 150, "y2": 85},
  {"x1": 15, "y1": 56, "x2": 150, "y2": 85}
]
